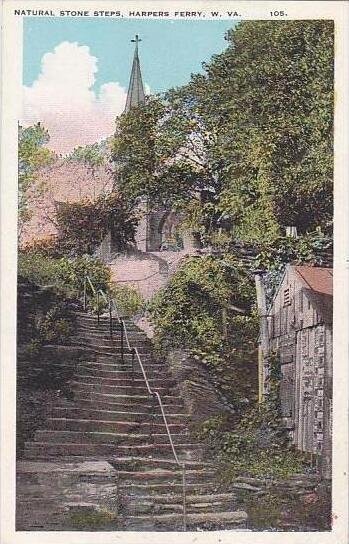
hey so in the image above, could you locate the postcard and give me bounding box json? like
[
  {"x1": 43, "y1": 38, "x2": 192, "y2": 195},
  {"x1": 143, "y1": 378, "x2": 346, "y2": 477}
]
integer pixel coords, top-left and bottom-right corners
[{"x1": 1, "y1": 1, "x2": 348, "y2": 543}]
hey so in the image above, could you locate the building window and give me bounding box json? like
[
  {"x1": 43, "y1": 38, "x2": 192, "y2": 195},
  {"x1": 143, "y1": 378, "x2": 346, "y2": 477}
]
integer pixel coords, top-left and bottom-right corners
[{"x1": 283, "y1": 287, "x2": 291, "y2": 306}]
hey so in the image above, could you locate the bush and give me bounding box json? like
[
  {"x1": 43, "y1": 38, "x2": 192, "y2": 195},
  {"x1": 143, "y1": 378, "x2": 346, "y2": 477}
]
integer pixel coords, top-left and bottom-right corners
[
  {"x1": 86, "y1": 283, "x2": 144, "y2": 318},
  {"x1": 18, "y1": 252, "x2": 111, "y2": 299},
  {"x1": 197, "y1": 408, "x2": 308, "y2": 479},
  {"x1": 110, "y1": 284, "x2": 144, "y2": 317},
  {"x1": 55, "y1": 192, "x2": 136, "y2": 256},
  {"x1": 67, "y1": 508, "x2": 117, "y2": 530},
  {"x1": 148, "y1": 254, "x2": 258, "y2": 406},
  {"x1": 196, "y1": 356, "x2": 309, "y2": 480},
  {"x1": 36, "y1": 303, "x2": 74, "y2": 344}
]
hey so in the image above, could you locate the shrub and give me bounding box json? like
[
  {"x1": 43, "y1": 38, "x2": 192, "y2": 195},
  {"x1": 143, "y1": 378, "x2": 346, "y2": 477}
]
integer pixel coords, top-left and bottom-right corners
[
  {"x1": 197, "y1": 407, "x2": 308, "y2": 479},
  {"x1": 55, "y1": 192, "x2": 136, "y2": 256},
  {"x1": 110, "y1": 283, "x2": 144, "y2": 317},
  {"x1": 18, "y1": 252, "x2": 111, "y2": 299},
  {"x1": 36, "y1": 303, "x2": 74, "y2": 344},
  {"x1": 196, "y1": 355, "x2": 309, "y2": 480},
  {"x1": 148, "y1": 254, "x2": 258, "y2": 406},
  {"x1": 67, "y1": 508, "x2": 117, "y2": 530}
]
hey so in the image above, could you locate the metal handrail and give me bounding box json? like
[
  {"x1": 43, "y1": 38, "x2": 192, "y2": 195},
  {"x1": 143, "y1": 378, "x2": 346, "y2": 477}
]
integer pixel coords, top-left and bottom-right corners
[{"x1": 82, "y1": 275, "x2": 188, "y2": 531}]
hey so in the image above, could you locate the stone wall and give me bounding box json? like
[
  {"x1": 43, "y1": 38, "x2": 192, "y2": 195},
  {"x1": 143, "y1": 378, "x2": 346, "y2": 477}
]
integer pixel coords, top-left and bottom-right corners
[
  {"x1": 108, "y1": 248, "x2": 196, "y2": 300},
  {"x1": 166, "y1": 349, "x2": 231, "y2": 425}
]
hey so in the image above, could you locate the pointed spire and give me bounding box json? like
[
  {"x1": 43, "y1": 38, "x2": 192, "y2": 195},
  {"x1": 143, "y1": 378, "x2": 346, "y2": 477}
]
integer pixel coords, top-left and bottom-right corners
[{"x1": 124, "y1": 35, "x2": 145, "y2": 113}]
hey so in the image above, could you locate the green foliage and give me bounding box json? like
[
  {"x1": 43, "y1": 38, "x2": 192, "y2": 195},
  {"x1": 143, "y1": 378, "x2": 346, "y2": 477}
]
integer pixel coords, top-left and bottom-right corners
[
  {"x1": 201, "y1": 20, "x2": 334, "y2": 239},
  {"x1": 148, "y1": 255, "x2": 258, "y2": 406},
  {"x1": 149, "y1": 255, "x2": 252, "y2": 351},
  {"x1": 18, "y1": 123, "x2": 56, "y2": 231},
  {"x1": 197, "y1": 404, "x2": 307, "y2": 479},
  {"x1": 18, "y1": 252, "x2": 111, "y2": 298},
  {"x1": 113, "y1": 97, "x2": 166, "y2": 203},
  {"x1": 67, "y1": 509, "x2": 117, "y2": 530},
  {"x1": 110, "y1": 284, "x2": 144, "y2": 317},
  {"x1": 67, "y1": 141, "x2": 110, "y2": 169},
  {"x1": 112, "y1": 21, "x2": 333, "y2": 243},
  {"x1": 87, "y1": 283, "x2": 144, "y2": 318},
  {"x1": 196, "y1": 353, "x2": 308, "y2": 479},
  {"x1": 23, "y1": 339, "x2": 42, "y2": 360},
  {"x1": 55, "y1": 192, "x2": 136, "y2": 256},
  {"x1": 36, "y1": 303, "x2": 74, "y2": 344},
  {"x1": 242, "y1": 487, "x2": 331, "y2": 531},
  {"x1": 255, "y1": 230, "x2": 333, "y2": 272}
]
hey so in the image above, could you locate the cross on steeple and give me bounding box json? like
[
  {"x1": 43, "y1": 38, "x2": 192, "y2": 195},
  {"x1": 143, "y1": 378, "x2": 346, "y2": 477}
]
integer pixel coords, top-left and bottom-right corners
[
  {"x1": 131, "y1": 34, "x2": 142, "y2": 45},
  {"x1": 124, "y1": 35, "x2": 145, "y2": 113}
]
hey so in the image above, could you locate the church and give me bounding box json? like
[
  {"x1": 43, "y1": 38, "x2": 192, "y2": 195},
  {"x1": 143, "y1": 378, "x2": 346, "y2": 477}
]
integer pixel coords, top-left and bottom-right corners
[{"x1": 96, "y1": 35, "x2": 199, "y2": 299}]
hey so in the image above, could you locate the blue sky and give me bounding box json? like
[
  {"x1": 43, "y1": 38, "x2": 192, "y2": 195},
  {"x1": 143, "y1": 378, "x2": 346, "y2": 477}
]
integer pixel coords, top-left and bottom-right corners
[
  {"x1": 24, "y1": 18, "x2": 236, "y2": 93},
  {"x1": 22, "y1": 18, "x2": 237, "y2": 153}
]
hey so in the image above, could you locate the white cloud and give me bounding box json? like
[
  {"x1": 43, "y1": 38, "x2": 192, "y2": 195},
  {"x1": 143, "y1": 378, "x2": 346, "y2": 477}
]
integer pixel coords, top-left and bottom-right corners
[{"x1": 22, "y1": 41, "x2": 127, "y2": 154}]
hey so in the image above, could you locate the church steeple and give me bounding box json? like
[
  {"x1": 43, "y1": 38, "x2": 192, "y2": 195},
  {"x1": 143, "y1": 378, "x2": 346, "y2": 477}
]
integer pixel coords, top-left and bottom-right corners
[{"x1": 124, "y1": 35, "x2": 145, "y2": 113}]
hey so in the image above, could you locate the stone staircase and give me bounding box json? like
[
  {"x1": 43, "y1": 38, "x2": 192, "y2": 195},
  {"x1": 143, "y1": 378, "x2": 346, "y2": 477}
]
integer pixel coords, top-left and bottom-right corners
[{"x1": 18, "y1": 312, "x2": 248, "y2": 531}]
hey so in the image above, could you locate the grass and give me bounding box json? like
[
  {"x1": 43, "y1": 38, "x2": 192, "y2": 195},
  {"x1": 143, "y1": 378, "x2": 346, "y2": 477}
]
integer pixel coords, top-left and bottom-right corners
[{"x1": 68, "y1": 508, "x2": 118, "y2": 530}]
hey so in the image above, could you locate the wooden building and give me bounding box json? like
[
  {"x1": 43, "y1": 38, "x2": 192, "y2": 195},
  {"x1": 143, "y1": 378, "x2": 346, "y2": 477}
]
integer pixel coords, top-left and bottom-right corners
[{"x1": 260, "y1": 265, "x2": 333, "y2": 477}]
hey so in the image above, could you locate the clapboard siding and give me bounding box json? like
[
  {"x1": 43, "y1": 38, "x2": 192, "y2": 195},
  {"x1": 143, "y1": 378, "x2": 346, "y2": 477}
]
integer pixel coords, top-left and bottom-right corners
[{"x1": 263, "y1": 265, "x2": 332, "y2": 477}]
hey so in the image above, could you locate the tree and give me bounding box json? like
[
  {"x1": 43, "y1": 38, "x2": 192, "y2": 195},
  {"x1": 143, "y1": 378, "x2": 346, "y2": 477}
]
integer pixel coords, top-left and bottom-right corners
[
  {"x1": 112, "y1": 21, "x2": 334, "y2": 244},
  {"x1": 112, "y1": 97, "x2": 165, "y2": 202},
  {"x1": 112, "y1": 92, "x2": 226, "y2": 240},
  {"x1": 18, "y1": 123, "x2": 56, "y2": 236},
  {"x1": 55, "y1": 191, "x2": 136, "y2": 256},
  {"x1": 196, "y1": 20, "x2": 334, "y2": 239}
]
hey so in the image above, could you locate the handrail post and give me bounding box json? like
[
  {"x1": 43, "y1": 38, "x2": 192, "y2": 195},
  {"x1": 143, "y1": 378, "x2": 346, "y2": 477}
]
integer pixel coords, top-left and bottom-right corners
[
  {"x1": 182, "y1": 464, "x2": 187, "y2": 531},
  {"x1": 83, "y1": 277, "x2": 87, "y2": 311},
  {"x1": 131, "y1": 348, "x2": 135, "y2": 378},
  {"x1": 120, "y1": 320, "x2": 124, "y2": 365},
  {"x1": 150, "y1": 393, "x2": 156, "y2": 443},
  {"x1": 109, "y1": 300, "x2": 113, "y2": 339},
  {"x1": 96, "y1": 292, "x2": 100, "y2": 325}
]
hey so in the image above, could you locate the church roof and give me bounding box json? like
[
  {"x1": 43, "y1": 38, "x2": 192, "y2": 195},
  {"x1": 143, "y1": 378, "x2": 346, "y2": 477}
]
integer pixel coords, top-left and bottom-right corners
[{"x1": 124, "y1": 35, "x2": 145, "y2": 113}]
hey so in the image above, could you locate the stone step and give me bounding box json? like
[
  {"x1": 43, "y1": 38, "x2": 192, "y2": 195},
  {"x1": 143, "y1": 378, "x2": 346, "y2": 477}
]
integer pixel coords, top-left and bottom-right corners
[
  {"x1": 76, "y1": 320, "x2": 143, "y2": 331},
  {"x1": 24, "y1": 442, "x2": 205, "y2": 460},
  {"x1": 76, "y1": 327, "x2": 143, "y2": 340},
  {"x1": 76, "y1": 327, "x2": 150, "y2": 341},
  {"x1": 72, "y1": 375, "x2": 174, "y2": 389},
  {"x1": 51, "y1": 407, "x2": 189, "y2": 425},
  {"x1": 76, "y1": 329, "x2": 146, "y2": 342},
  {"x1": 71, "y1": 381, "x2": 173, "y2": 396},
  {"x1": 123, "y1": 491, "x2": 235, "y2": 505},
  {"x1": 117, "y1": 469, "x2": 215, "y2": 485},
  {"x1": 109, "y1": 457, "x2": 209, "y2": 471},
  {"x1": 123, "y1": 510, "x2": 248, "y2": 530},
  {"x1": 47, "y1": 417, "x2": 187, "y2": 434},
  {"x1": 73, "y1": 391, "x2": 184, "y2": 407},
  {"x1": 124, "y1": 498, "x2": 237, "y2": 516},
  {"x1": 76, "y1": 317, "x2": 142, "y2": 328},
  {"x1": 76, "y1": 314, "x2": 141, "y2": 331},
  {"x1": 78, "y1": 361, "x2": 170, "y2": 377},
  {"x1": 96, "y1": 354, "x2": 164, "y2": 366},
  {"x1": 119, "y1": 481, "x2": 217, "y2": 495},
  {"x1": 72, "y1": 335, "x2": 152, "y2": 350},
  {"x1": 76, "y1": 367, "x2": 174, "y2": 386},
  {"x1": 34, "y1": 430, "x2": 189, "y2": 446},
  {"x1": 70, "y1": 338, "x2": 152, "y2": 355},
  {"x1": 68, "y1": 397, "x2": 185, "y2": 413}
]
